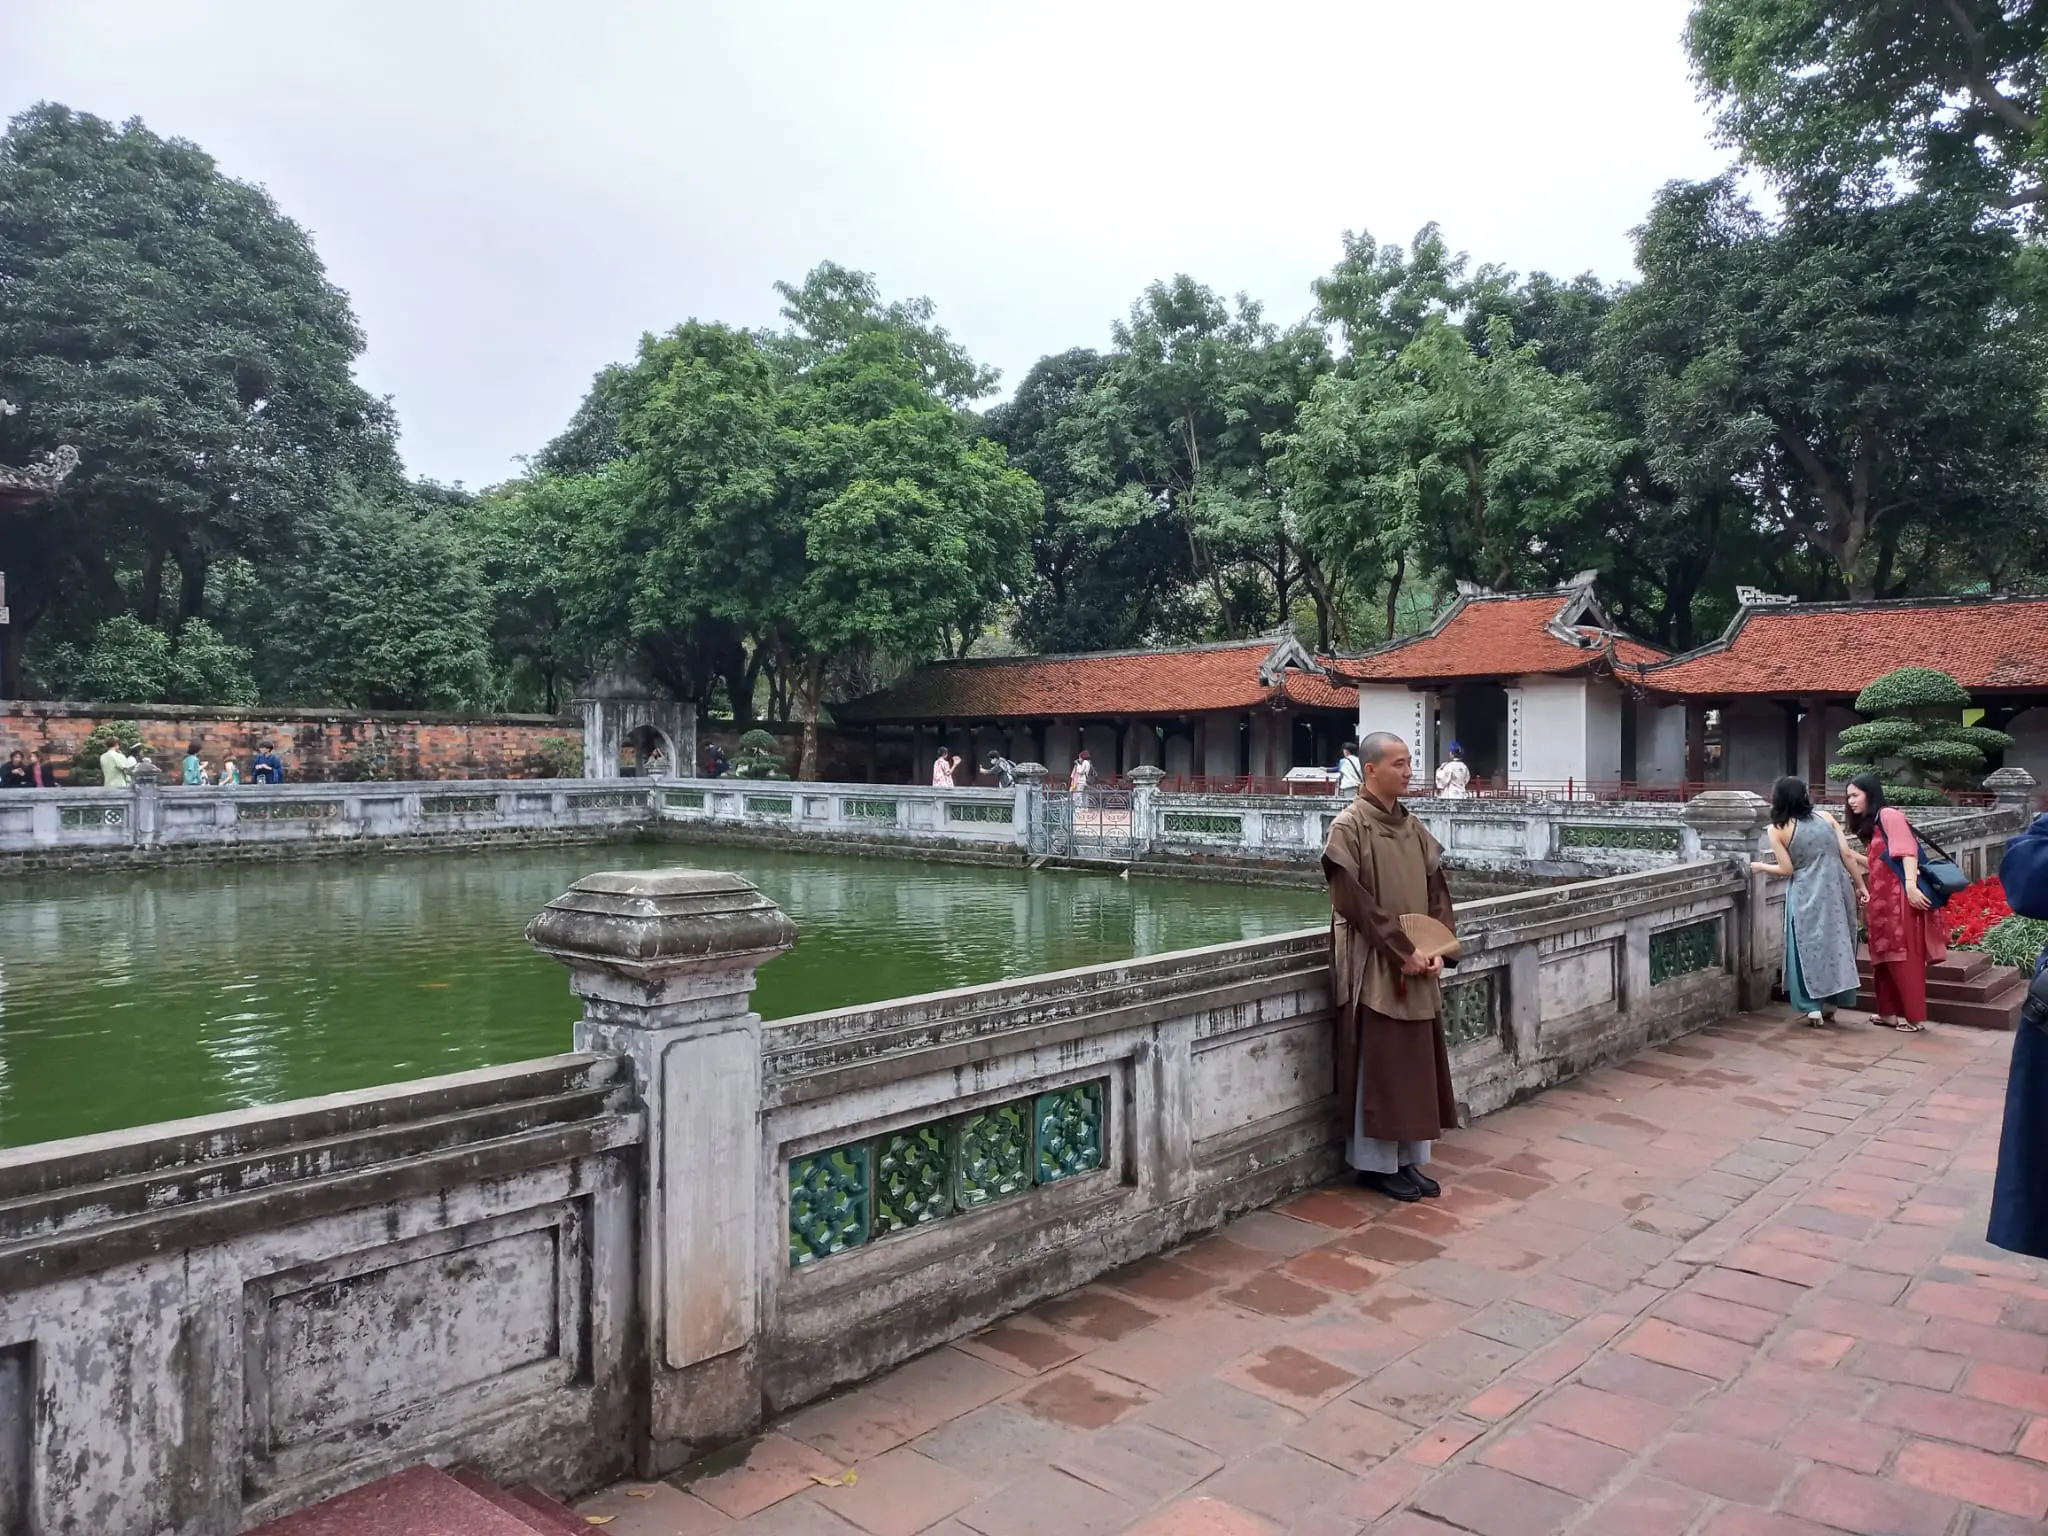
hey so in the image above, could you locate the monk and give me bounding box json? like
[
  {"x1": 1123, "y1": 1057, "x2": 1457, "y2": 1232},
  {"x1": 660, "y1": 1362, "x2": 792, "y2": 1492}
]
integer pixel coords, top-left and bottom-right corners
[{"x1": 1322, "y1": 731, "x2": 1459, "y2": 1202}]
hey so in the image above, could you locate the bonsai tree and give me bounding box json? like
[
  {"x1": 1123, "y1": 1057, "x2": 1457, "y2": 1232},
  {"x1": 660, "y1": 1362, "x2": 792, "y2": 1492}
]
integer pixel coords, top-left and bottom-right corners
[
  {"x1": 732, "y1": 729, "x2": 788, "y2": 780},
  {"x1": 1828, "y1": 666, "x2": 2012, "y2": 806}
]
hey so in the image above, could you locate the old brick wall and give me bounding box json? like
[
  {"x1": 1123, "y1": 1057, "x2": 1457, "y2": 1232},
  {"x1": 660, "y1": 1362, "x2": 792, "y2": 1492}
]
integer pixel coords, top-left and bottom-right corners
[{"x1": 0, "y1": 702, "x2": 583, "y2": 782}]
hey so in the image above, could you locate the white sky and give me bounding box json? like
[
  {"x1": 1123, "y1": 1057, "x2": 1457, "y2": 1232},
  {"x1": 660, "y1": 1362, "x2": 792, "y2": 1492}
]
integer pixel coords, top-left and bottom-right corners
[{"x1": 1, "y1": 1, "x2": 1730, "y2": 490}]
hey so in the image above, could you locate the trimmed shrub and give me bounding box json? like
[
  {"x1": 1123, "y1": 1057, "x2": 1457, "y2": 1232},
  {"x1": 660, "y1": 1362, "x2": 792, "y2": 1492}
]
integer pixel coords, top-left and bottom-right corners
[{"x1": 1831, "y1": 664, "x2": 2010, "y2": 793}]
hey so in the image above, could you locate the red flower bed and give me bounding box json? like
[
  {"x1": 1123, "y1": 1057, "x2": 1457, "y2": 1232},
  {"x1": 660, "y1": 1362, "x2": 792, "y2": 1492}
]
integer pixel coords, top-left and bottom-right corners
[{"x1": 1948, "y1": 877, "x2": 2012, "y2": 948}]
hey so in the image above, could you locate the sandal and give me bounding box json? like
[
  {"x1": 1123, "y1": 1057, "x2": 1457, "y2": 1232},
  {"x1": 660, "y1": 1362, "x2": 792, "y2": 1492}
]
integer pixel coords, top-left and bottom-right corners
[
  {"x1": 1804, "y1": 1011, "x2": 1827, "y2": 1028},
  {"x1": 1873, "y1": 1015, "x2": 1926, "y2": 1033}
]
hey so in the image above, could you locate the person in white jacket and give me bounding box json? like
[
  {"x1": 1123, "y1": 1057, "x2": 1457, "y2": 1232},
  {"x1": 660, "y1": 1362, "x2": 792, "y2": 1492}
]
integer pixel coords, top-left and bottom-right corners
[{"x1": 1433, "y1": 742, "x2": 1471, "y2": 799}]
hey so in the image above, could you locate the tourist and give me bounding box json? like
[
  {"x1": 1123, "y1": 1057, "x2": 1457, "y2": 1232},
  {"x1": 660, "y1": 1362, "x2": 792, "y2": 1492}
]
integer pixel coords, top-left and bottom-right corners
[
  {"x1": 703, "y1": 742, "x2": 730, "y2": 778},
  {"x1": 1, "y1": 750, "x2": 28, "y2": 788},
  {"x1": 250, "y1": 742, "x2": 284, "y2": 784},
  {"x1": 1751, "y1": 776, "x2": 1865, "y2": 1027},
  {"x1": 30, "y1": 746, "x2": 58, "y2": 787},
  {"x1": 1434, "y1": 742, "x2": 1472, "y2": 799},
  {"x1": 1321, "y1": 731, "x2": 1459, "y2": 1203},
  {"x1": 985, "y1": 751, "x2": 1017, "y2": 788},
  {"x1": 182, "y1": 741, "x2": 204, "y2": 785},
  {"x1": 1846, "y1": 773, "x2": 1942, "y2": 1033},
  {"x1": 219, "y1": 758, "x2": 241, "y2": 786},
  {"x1": 1989, "y1": 805, "x2": 2048, "y2": 1259},
  {"x1": 99, "y1": 737, "x2": 140, "y2": 788},
  {"x1": 1069, "y1": 750, "x2": 1093, "y2": 792},
  {"x1": 1336, "y1": 742, "x2": 1362, "y2": 795},
  {"x1": 932, "y1": 748, "x2": 960, "y2": 788}
]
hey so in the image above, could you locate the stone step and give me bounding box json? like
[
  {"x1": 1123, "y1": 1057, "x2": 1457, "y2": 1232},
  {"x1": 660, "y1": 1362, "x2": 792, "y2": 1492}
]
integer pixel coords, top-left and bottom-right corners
[
  {"x1": 448, "y1": 1469, "x2": 586, "y2": 1535},
  {"x1": 1855, "y1": 969, "x2": 2027, "y2": 1031},
  {"x1": 243, "y1": 1465, "x2": 545, "y2": 1535},
  {"x1": 1857, "y1": 947, "x2": 1993, "y2": 985}
]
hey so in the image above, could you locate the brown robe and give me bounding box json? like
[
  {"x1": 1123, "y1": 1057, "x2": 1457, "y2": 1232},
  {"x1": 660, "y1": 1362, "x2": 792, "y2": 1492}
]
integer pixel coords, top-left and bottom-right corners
[{"x1": 1322, "y1": 792, "x2": 1460, "y2": 1144}]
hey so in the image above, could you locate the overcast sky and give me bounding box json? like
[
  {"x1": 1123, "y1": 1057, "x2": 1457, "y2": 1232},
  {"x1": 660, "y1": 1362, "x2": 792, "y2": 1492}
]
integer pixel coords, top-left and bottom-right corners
[{"x1": 2, "y1": 2, "x2": 1730, "y2": 490}]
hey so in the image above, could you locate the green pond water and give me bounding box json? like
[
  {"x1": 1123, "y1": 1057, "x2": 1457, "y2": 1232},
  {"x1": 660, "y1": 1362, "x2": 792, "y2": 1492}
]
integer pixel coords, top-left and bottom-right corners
[{"x1": 0, "y1": 841, "x2": 1329, "y2": 1149}]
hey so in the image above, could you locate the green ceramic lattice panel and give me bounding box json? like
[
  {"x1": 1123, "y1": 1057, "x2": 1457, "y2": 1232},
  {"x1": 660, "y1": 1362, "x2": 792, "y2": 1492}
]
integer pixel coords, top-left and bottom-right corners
[
  {"x1": 1033, "y1": 1082, "x2": 1105, "y2": 1184},
  {"x1": 789, "y1": 1144, "x2": 870, "y2": 1265},
  {"x1": 1442, "y1": 975, "x2": 1499, "y2": 1049},
  {"x1": 946, "y1": 802, "x2": 1013, "y2": 824},
  {"x1": 952, "y1": 1099, "x2": 1032, "y2": 1209},
  {"x1": 872, "y1": 1122, "x2": 951, "y2": 1234},
  {"x1": 1560, "y1": 824, "x2": 1681, "y2": 852},
  {"x1": 1650, "y1": 919, "x2": 1721, "y2": 985}
]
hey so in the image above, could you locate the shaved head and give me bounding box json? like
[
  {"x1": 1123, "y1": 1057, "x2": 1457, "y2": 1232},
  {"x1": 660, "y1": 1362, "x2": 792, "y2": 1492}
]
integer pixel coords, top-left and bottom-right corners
[{"x1": 1360, "y1": 731, "x2": 1406, "y2": 766}]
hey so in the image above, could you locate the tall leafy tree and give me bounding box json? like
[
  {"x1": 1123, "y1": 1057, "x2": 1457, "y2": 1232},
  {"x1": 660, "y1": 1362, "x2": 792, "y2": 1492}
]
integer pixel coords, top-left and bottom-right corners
[
  {"x1": 0, "y1": 103, "x2": 392, "y2": 696},
  {"x1": 1606, "y1": 175, "x2": 2048, "y2": 599},
  {"x1": 267, "y1": 484, "x2": 495, "y2": 710},
  {"x1": 563, "y1": 312, "x2": 1037, "y2": 777},
  {"x1": 1279, "y1": 316, "x2": 1625, "y2": 632},
  {"x1": 1688, "y1": 0, "x2": 2048, "y2": 214},
  {"x1": 983, "y1": 348, "x2": 1195, "y2": 652}
]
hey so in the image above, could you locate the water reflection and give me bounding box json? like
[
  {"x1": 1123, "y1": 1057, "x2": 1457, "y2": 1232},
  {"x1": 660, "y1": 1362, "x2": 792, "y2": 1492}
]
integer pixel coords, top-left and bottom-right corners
[{"x1": 0, "y1": 843, "x2": 1327, "y2": 1147}]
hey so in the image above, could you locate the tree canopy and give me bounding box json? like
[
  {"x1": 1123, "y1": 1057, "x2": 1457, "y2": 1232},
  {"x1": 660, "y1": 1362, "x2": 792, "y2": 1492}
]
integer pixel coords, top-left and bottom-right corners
[{"x1": 0, "y1": 103, "x2": 390, "y2": 696}]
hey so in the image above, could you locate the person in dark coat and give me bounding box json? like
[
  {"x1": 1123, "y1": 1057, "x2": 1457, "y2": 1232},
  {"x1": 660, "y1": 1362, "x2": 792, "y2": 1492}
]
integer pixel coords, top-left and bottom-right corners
[
  {"x1": 1322, "y1": 731, "x2": 1460, "y2": 1203},
  {"x1": 1989, "y1": 805, "x2": 2048, "y2": 1259}
]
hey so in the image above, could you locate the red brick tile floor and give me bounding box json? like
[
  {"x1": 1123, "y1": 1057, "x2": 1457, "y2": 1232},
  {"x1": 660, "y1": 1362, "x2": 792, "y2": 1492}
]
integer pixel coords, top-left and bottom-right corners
[{"x1": 577, "y1": 1007, "x2": 2048, "y2": 1535}]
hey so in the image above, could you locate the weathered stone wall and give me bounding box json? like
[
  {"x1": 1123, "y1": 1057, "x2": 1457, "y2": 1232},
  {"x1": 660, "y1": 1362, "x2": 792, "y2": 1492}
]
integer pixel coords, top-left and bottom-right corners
[
  {"x1": 0, "y1": 1056, "x2": 642, "y2": 1536},
  {"x1": 0, "y1": 700, "x2": 581, "y2": 782}
]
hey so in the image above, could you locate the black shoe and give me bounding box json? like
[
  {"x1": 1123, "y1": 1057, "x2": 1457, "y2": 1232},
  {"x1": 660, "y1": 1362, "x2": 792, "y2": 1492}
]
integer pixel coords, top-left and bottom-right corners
[
  {"x1": 1358, "y1": 1167, "x2": 1424, "y2": 1203},
  {"x1": 1402, "y1": 1164, "x2": 1441, "y2": 1199}
]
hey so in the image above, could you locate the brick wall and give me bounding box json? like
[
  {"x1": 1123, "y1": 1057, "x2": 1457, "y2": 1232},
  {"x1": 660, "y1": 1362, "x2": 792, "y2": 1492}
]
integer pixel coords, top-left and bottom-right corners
[{"x1": 1, "y1": 702, "x2": 583, "y2": 783}]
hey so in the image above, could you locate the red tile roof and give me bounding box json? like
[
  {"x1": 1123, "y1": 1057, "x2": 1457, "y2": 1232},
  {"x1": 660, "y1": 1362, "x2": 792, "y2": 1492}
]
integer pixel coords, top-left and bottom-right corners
[
  {"x1": 1639, "y1": 596, "x2": 2048, "y2": 697},
  {"x1": 1330, "y1": 592, "x2": 1670, "y2": 683},
  {"x1": 837, "y1": 638, "x2": 1357, "y2": 722}
]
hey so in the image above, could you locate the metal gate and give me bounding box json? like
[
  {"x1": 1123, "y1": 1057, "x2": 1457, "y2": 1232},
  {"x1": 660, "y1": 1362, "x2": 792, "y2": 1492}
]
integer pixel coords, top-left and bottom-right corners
[{"x1": 1038, "y1": 787, "x2": 1136, "y2": 861}]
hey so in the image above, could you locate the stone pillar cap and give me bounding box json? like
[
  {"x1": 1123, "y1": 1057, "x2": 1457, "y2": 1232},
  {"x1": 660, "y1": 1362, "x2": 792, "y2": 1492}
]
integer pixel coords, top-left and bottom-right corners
[
  {"x1": 1013, "y1": 762, "x2": 1049, "y2": 783},
  {"x1": 1127, "y1": 765, "x2": 1166, "y2": 785},
  {"x1": 1679, "y1": 788, "x2": 1770, "y2": 829},
  {"x1": 1986, "y1": 766, "x2": 2038, "y2": 789},
  {"x1": 526, "y1": 868, "x2": 796, "y2": 979}
]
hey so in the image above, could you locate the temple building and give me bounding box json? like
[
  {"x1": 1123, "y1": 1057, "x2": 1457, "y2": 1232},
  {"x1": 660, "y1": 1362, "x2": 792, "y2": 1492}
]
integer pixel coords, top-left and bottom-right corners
[
  {"x1": 839, "y1": 580, "x2": 2048, "y2": 791},
  {"x1": 1634, "y1": 592, "x2": 2048, "y2": 788},
  {"x1": 1327, "y1": 577, "x2": 1675, "y2": 790},
  {"x1": 834, "y1": 632, "x2": 1358, "y2": 784}
]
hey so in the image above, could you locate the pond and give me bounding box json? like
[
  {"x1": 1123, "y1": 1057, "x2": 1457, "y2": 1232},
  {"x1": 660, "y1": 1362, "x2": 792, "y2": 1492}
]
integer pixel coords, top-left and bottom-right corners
[{"x1": 0, "y1": 841, "x2": 1330, "y2": 1148}]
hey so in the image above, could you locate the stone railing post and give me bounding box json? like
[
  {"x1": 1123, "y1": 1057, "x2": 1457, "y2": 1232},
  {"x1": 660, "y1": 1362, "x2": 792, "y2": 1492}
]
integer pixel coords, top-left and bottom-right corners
[
  {"x1": 1127, "y1": 765, "x2": 1164, "y2": 856},
  {"x1": 1680, "y1": 789, "x2": 1774, "y2": 1011},
  {"x1": 1014, "y1": 762, "x2": 1048, "y2": 853},
  {"x1": 526, "y1": 869, "x2": 797, "y2": 1473},
  {"x1": 130, "y1": 756, "x2": 163, "y2": 847},
  {"x1": 1986, "y1": 765, "x2": 2038, "y2": 823}
]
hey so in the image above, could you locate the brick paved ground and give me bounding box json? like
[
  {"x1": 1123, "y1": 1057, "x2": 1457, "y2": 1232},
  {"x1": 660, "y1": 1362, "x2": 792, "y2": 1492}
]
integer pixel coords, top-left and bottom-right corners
[{"x1": 579, "y1": 1007, "x2": 2047, "y2": 1535}]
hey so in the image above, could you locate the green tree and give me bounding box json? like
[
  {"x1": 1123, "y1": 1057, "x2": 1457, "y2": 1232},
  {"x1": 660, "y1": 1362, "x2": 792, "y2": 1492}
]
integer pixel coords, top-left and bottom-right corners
[
  {"x1": 565, "y1": 308, "x2": 1037, "y2": 778},
  {"x1": 1604, "y1": 176, "x2": 2048, "y2": 599},
  {"x1": 1279, "y1": 315, "x2": 1625, "y2": 632},
  {"x1": 1066, "y1": 277, "x2": 1333, "y2": 641},
  {"x1": 268, "y1": 485, "x2": 494, "y2": 709},
  {"x1": 0, "y1": 103, "x2": 392, "y2": 696},
  {"x1": 464, "y1": 478, "x2": 595, "y2": 713},
  {"x1": 1688, "y1": 0, "x2": 2048, "y2": 214},
  {"x1": 983, "y1": 347, "x2": 1196, "y2": 652}
]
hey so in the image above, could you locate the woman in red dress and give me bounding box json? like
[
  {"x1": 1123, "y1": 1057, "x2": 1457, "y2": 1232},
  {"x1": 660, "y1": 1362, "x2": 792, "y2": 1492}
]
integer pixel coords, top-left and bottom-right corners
[{"x1": 1846, "y1": 773, "x2": 1945, "y2": 1032}]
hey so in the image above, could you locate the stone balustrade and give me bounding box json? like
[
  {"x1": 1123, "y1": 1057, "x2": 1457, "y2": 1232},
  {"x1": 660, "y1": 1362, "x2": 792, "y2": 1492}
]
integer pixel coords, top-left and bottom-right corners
[
  {"x1": 6, "y1": 768, "x2": 2030, "y2": 884},
  {"x1": 7, "y1": 787, "x2": 1920, "y2": 1533},
  {"x1": 0, "y1": 776, "x2": 657, "y2": 869}
]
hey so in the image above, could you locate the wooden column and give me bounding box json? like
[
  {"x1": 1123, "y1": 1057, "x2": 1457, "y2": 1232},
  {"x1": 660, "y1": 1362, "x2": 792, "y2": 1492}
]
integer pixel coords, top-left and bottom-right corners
[
  {"x1": 1684, "y1": 701, "x2": 1708, "y2": 785},
  {"x1": 1802, "y1": 695, "x2": 1829, "y2": 787}
]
